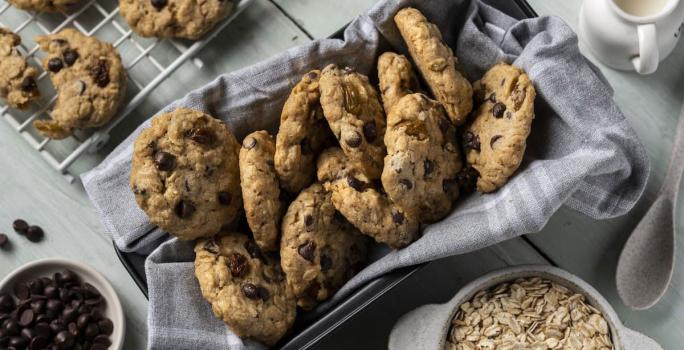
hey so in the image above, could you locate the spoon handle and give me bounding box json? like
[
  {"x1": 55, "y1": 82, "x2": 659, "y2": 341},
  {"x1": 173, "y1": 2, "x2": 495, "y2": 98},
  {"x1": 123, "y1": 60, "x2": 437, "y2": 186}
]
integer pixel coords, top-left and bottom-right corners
[{"x1": 662, "y1": 104, "x2": 684, "y2": 196}]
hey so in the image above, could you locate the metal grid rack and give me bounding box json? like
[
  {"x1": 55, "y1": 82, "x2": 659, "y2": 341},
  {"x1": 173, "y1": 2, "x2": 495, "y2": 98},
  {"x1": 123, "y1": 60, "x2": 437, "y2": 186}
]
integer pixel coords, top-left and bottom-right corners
[{"x1": 0, "y1": 0, "x2": 252, "y2": 182}]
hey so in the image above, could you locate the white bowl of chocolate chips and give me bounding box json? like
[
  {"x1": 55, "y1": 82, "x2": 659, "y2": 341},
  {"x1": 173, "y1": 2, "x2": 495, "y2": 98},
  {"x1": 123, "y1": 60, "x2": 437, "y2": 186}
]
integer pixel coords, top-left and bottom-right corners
[{"x1": 0, "y1": 258, "x2": 124, "y2": 349}]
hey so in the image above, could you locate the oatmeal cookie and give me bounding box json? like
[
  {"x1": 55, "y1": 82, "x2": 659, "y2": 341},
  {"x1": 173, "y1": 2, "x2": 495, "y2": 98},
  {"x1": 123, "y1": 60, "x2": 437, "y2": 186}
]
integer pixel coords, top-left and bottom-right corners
[
  {"x1": 7, "y1": 0, "x2": 79, "y2": 12},
  {"x1": 382, "y1": 93, "x2": 462, "y2": 223},
  {"x1": 280, "y1": 182, "x2": 368, "y2": 310},
  {"x1": 34, "y1": 29, "x2": 126, "y2": 139},
  {"x1": 119, "y1": 0, "x2": 234, "y2": 40},
  {"x1": 195, "y1": 233, "x2": 296, "y2": 346},
  {"x1": 377, "y1": 52, "x2": 419, "y2": 114},
  {"x1": 240, "y1": 130, "x2": 282, "y2": 252},
  {"x1": 317, "y1": 148, "x2": 419, "y2": 249},
  {"x1": 275, "y1": 70, "x2": 332, "y2": 193},
  {"x1": 394, "y1": 7, "x2": 473, "y2": 126},
  {"x1": 130, "y1": 108, "x2": 242, "y2": 240},
  {"x1": 319, "y1": 64, "x2": 386, "y2": 179},
  {"x1": 463, "y1": 62, "x2": 536, "y2": 193},
  {"x1": 0, "y1": 28, "x2": 39, "y2": 110}
]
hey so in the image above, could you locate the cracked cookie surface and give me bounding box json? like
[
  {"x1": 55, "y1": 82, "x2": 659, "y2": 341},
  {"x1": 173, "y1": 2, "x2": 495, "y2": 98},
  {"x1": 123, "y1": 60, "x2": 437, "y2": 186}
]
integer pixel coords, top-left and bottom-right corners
[
  {"x1": 195, "y1": 233, "x2": 296, "y2": 346},
  {"x1": 119, "y1": 0, "x2": 234, "y2": 40},
  {"x1": 463, "y1": 62, "x2": 536, "y2": 193},
  {"x1": 240, "y1": 130, "x2": 282, "y2": 252},
  {"x1": 319, "y1": 64, "x2": 386, "y2": 179},
  {"x1": 130, "y1": 108, "x2": 242, "y2": 240},
  {"x1": 280, "y1": 182, "x2": 368, "y2": 310},
  {"x1": 8, "y1": 0, "x2": 80, "y2": 12},
  {"x1": 0, "y1": 28, "x2": 39, "y2": 110},
  {"x1": 382, "y1": 93, "x2": 462, "y2": 223},
  {"x1": 34, "y1": 29, "x2": 126, "y2": 139},
  {"x1": 317, "y1": 148, "x2": 419, "y2": 249},
  {"x1": 377, "y1": 52, "x2": 419, "y2": 114},
  {"x1": 275, "y1": 70, "x2": 331, "y2": 193},
  {"x1": 395, "y1": 7, "x2": 473, "y2": 126}
]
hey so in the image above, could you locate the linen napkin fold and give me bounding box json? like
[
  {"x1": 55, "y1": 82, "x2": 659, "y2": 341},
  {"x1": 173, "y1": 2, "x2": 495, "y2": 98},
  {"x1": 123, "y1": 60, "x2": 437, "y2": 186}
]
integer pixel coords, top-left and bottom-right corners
[{"x1": 81, "y1": 0, "x2": 650, "y2": 348}]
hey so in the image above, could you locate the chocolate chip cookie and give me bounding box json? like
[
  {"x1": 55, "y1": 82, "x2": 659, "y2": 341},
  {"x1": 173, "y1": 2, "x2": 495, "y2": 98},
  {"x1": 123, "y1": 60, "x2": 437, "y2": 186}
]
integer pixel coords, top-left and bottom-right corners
[
  {"x1": 7, "y1": 0, "x2": 80, "y2": 12},
  {"x1": 317, "y1": 148, "x2": 419, "y2": 249},
  {"x1": 463, "y1": 62, "x2": 536, "y2": 193},
  {"x1": 195, "y1": 233, "x2": 296, "y2": 346},
  {"x1": 280, "y1": 182, "x2": 368, "y2": 310},
  {"x1": 119, "y1": 0, "x2": 234, "y2": 40},
  {"x1": 319, "y1": 64, "x2": 386, "y2": 179},
  {"x1": 0, "y1": 28, "x2": 39, "y2": 110},
  {"x1": 240, "y1": 130, "x2": 282, "y2": 252},
  {"x1": 275, "y1": 70, "x2": 332, "y2": 193},
  {"x1": 382, "y1": 93, "x2": 462, "y2": 223},
  {"x1": 377, "y1": 52, "x2": 419, "y2": 114},
  {"x1": 395, "y1": 7, "x2": 473, "y2": 126},
  {"x1": 130, "y1": 108, "x2": 243, "y2": 240},
  {"x1": 33, "y1": 29, "x2": 126, "y2": 139}
]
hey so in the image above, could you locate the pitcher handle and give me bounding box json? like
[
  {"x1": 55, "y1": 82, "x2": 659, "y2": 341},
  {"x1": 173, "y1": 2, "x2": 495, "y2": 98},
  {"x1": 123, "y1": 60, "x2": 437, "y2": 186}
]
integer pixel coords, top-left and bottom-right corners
[{"x1": 632, "y1": 24, "x2": 659, "y2": 74}]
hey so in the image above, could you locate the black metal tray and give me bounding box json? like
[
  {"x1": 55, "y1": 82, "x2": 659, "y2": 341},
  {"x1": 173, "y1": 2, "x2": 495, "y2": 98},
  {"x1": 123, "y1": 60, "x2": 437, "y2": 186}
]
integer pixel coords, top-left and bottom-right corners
[{"x1": 113, "y1": 0, "x2": 537, "y2": 348}]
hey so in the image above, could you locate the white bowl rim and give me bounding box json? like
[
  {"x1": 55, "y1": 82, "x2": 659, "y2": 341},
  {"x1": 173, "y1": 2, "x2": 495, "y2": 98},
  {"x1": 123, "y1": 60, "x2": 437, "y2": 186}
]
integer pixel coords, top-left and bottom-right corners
[{"x1": 0, "y1": 257, "x2": 125, "y2": 350}]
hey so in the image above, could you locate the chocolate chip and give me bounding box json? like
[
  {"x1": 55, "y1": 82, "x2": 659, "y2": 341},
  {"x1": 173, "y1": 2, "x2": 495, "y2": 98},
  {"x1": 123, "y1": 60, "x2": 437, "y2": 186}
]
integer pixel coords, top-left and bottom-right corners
[
  {"x1": 392, "y1": 211, "x2": 405, "y2": 225},
  {"x1": 54, "y1": 330, "x2": 74, "y2": 348},
  {"x1": 307, "y1": 71, "x2": 318, "y2": 80},
  {"x1": 242, "y1": 137, "x2": 256, "y2": 149},
  {"x1": 363, "y1": 122, "x2": 377, "y2": 142},
  {"x1": 90, "y1": 59, "x2": 110, "y2": 88},
  {"x1": 304, "y1": 215, "x2": 314, "y2": 230},
  {"x1": 244, "y1": 240, "x2": 263, "y2": 260},
  {"x1": 14, "y1": 283, "x2": 29, "y2": 300},
  {"x1": 424, "y1": 160, "x2": 434, "y2": 177},
  {"x1": 3, "y1": 318, "x2": 20, "y2": 335},
  {"x1": 93, "y1": 334, "x2": 111, "y2": 346},
  {"x1": 77, "y1": 313, "x2": 90, "y2": 330},
  {"x1": 399, "y1": 179, "x2": 413, "y2": 190},
  {"x1": 85, "y1": 322, "x2": 99, "y2": 338},
  {"x1": 456, "y1": 166, "x2": 479, "y2": 193},
  {"x1": 320, "y1": 255, "x2": 333, "y2": 271},
  {"x1": 0, "y1": 294, "x2": 14, "y2": 312},
  {"x1": 174, "y1": 200, "x2": 195, "y2": 218},
  {"x1": 242, "y1": 283, "x2": 260, "y2": 300},
  {"x1": 26, "y1": 225, "x2": 43, "y2": 242},
  {"x1": 227, "y1": 253, "x2": 249, "y2": 278},
  {"x1": 297, "y1": 241, "x2": 316, "y2": 262},
  {"x1": 97, "y1": 318, "x2": 113, "y2": 335},
  {"x1": 188, "y1": 127, "x2": 214, "y2": 145},
  {"x1": 438, "y1": 117, "x2": 451, "y2": 134},
  {"x1": 13, "y1": 219, "x2": 29, "y2": 234},
  {"x1": 488, "y1": 93, "x2": 497, "y2": 103},
  {"x1": 506, "y1": 111, "x2": 512, "y2": 119},
  {"x1": 345, "y1": 131, "x2": 362, "y2": 148},
  {"x1": 257, "y1": 286, "x2": 269, "y2": 301},
  {"x1": 151, "y1": 0, "x2": 167, "y2": 10},
  {"x1": 463, "y1": 131, "x2": 480, "y2": 151},
  {"x1": 153, "y1": 151, "x2": 175, "y2": 171},
  {"x1": 47, "y1": 58, "x2": 63, "y2": 73},
  {"x1": 492, "y1": 102, "x2": 506, "y2": 118},
  {"x1": 30, "y1": 336, "x2": 49, "y2": 350},
  {"x1": 68, "y1": 321, "x2": 79, "y2": 337},
  {"x1": 0, "y1": 234, "x2": 8, "y2": 248},
  {"x1": 9, "y1": 336, "x2": 27, "y2": 348},
  {"x1": 63, "y1": 49, "x2": 79, "y2": 66},
  {"x1": 346, "y1": 176, "x2": 364, "y2": 192},
  {"x1": 490, "y1": 135, "x2": 502, "y2": 148},
  {"x1": 18, "y1": 309, "x2": 34, "y2": 327},
  {"x1": 20, "y1": 76, "x2": 37, "y2": 92},
  {"x1": 217, "y1": 191, "x2": 231, "y2": 206}
]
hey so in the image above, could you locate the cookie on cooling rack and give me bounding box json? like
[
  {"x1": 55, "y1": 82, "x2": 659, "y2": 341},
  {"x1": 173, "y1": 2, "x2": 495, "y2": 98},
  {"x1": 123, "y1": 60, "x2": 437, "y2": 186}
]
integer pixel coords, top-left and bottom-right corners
[
  {"x1": 0, "y1": 28, "x2": 40, "y2": 110},
  {"x1": 119, "y1": 0, "x2": 235, "y2": 40},
  {"x1": 7, "y1": 0, "x2": 81, "y2": 12},
  {"x1": 33, "y1": 28, "x2": 126, "y2": 139}
]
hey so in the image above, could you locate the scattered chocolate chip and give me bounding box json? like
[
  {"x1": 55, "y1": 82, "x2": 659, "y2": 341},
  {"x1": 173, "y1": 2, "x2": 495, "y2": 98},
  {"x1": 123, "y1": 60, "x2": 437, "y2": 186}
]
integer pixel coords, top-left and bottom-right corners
[
  {"x1": 492, "y1": 102, "x2": 506, "y2": 118},
  {"x1": 257, "y1": 286, "x2": 269, "y2": 301},
  {"x1": 47, "y1": 58, "x2": 63, "y2": 73},
  {"x1": 227, "y1": 253, "x2": 249, "y2": 278},
  {"x1": 26, "y1": 226, "x2": 43, "y2": 242},
  {"x1": 297, "y1": 241, "x2": 316, "y2": 262},
  {"x1": 488, "y1": 93, "x2": 497, "y2": 103},
  {"x1": 345, "y1": 131, "x2": 362, "y2": 148},
  {"x1": 463, "y1": 131, "x2": 480, "y2": 151},
  {"x1": 424, "y1": 160, "x2": 434, "y2": 177},
  {"x1": 320, "y1": 255, "x2": 333, "y2": 271},
  {"x1": 20, "y1": 77, "x2": 37, "y2": 92},
  {"x1": 90, "y1": 59, "x2": 110, "y2": 88},
  {"x1": 392, "y1": 211, "x2": 405, "y2": 225},
  {"x1": 174, "y1": 200, "x2": 195, "y2": 218},
  {"x1": 242, "y1": 283, "x2": 260, "y2": 300},
  {"x1": 456, "y1": 166, "x2": 479, "y2": 193},
  {"x1": 0, "y1": 234, "x2": 8, "y2": 248},
  {"x1": 151, "y1": 0, "x2": 167, "y2": 10},
  {"x1": 13, "y1": 219, "x2": 29, "y2": 234},
  {"x1": 307, "y1": 71, "x2": 318, "y2": 80},
  {"x1": 363, "y1": 122, "x2": 377, "y2": 142},
  {"x1": 217, "y1": 191, "x2": 232, "y2": 206},
  {"x1": 346, "y1": 176, "x2": 364, "y2": 192},
  {"x1": 490, "y1": 135, "x2": 503, "y2": 148},
  {"x1": 242, "y1": 137, "x2": 256, "y2": 149},
  {"x1": 187, "y1": 127, "x2": 215, "y2": 145},
  {"x1": 399, "y1": 179, "x2": 413, "y2": 190},
  {"x1": 63, "y1": 49, "x2": 79, "y2": 66},
  {"x1": 153, "y1": 151, "x2": 176, "y2": 171}
]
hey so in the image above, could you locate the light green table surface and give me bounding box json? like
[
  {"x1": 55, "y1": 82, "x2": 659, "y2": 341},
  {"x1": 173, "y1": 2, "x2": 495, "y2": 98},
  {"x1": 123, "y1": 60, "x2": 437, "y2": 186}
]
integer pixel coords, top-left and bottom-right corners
[{"x1": 1, "y1": 0, "x2": 682, "y2": 349}]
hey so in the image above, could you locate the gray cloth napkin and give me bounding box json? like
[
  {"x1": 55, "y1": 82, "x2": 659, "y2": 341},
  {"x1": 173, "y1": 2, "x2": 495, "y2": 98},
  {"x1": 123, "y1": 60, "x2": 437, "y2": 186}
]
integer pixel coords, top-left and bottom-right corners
[{"x1": 81, "y1": 0, "x2": 650, "y2": 348}]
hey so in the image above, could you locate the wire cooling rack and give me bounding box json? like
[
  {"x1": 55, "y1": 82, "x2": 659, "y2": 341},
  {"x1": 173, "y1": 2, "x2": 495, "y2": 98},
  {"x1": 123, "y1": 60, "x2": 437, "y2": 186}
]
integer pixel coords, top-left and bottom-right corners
[{"x1": 0, "y1": 0, "x2": 253, "y2": 182}]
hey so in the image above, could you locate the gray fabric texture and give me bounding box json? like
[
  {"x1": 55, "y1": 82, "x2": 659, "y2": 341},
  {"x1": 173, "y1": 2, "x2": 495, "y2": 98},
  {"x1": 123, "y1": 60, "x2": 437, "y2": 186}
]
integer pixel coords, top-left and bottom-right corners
[{"x1": 81, "y1": 0, "x2": 650, "y2": 348}]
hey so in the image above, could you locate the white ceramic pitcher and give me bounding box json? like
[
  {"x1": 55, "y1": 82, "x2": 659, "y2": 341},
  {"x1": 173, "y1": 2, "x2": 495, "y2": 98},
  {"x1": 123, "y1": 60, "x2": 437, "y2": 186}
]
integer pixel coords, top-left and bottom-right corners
[{"x1": 579, "y1": 0, "x2": 684, "y2": 74}]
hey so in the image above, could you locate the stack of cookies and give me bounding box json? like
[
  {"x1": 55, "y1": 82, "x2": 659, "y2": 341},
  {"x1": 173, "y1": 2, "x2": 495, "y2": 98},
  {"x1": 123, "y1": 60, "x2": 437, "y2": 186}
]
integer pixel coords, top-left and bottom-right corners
[{"x1": 128, "y1": 7, "x2": 537, "y2": 346}]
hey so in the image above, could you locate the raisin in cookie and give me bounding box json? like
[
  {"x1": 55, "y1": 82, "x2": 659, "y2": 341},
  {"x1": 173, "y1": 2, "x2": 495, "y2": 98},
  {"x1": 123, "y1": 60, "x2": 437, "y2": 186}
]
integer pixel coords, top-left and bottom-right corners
[
  {"x1": 377, "y1": 52, "x2": 419, "y2": 114},
  {"x1": 240, "y1": 130, "x2": 282, "y2": 252},
  {"x1": 195, "y1": 233, "x2": 296, "y2": 346},
  {"x1": 317, "y1": 148, "x2": 419, "y2": 249},
  {"x1": 319, "y1": 64, "x2": 386, "y2": 179},
  {"x1": 275, "y1": 70, "x2": 331, "y2": 193},
  {"x1": 130, "y1": 108, "x2": 242, "y2": 240},
  {"x1": 463, "y1": 62, "x2": 536, "y2": 193},
  {"x1": 395, "y1": 7, "x2": 473, "y2": 126},
  {"x1": 281, "y1": 182, "x2": 368, "y2": 310},
  {"x1": 119, "y1": 0, "x2": 234, "y2": 40},
  {"x1": 7, "y1": 0, "x2": 80, "y2": 12},
  {"x1": 0, "y1": 28, "x2": 39, "y2": 110},
  {"x1": 382, "y1": 93, "x2": 462, "y2": 223},
  {"x1": 34, "y1": 29, "x2": 126, "y2": 139}
]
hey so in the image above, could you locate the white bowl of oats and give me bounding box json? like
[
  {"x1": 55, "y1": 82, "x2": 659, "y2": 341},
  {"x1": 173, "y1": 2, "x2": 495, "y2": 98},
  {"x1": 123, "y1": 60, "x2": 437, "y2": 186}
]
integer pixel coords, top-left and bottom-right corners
[{"x1": 388, "y1": 265, "x2": 662, "y2": 350}]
